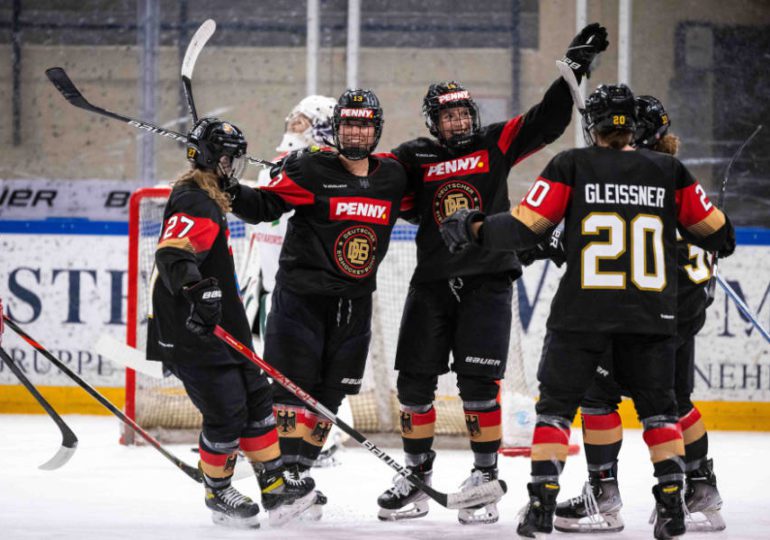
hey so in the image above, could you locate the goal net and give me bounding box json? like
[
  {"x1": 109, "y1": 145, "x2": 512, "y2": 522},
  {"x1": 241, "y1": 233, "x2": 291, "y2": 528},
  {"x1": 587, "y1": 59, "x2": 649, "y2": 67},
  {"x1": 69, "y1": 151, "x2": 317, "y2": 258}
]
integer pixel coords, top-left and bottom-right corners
[{"x1": 125, "y1": 187, "x2": 538, "y2": 449}]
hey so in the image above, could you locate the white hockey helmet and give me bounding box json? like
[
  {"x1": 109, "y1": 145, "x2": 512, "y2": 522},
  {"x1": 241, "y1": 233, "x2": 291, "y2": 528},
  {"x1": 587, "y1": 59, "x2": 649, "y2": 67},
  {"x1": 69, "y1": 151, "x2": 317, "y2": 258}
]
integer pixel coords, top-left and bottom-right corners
[{"x1": 276, "y1": 95, "x2": 337, "y2": 152}]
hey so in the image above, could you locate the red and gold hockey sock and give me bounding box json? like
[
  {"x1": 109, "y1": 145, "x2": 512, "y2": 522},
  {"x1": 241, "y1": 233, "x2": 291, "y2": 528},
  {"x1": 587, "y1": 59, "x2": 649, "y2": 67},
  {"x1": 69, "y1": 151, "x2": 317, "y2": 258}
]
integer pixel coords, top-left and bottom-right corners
[
  {"x1": 241, "y1": 428, "x2": 281, "y2": 463},
  {"x1": 582, "y1": 410, "x2": 623, "y2": 470},
  {"x1": 300, "y1": 412, "x2": 333, "y2": 467},
  {"x1": 679, "y1": 407, "x2": 708, "y2": 468},
  {"x1": 464, "y1": 405, "x2": 502, "y2": 468},
  {"x1": 531, "y1": 417, "x2": 571, "y2": 480},
  {"x1": 643, "y1": 419, "x2": 685, "y2": 478},
  {"x1": 400, "y1": 406, "x2": 436, "y2": 460},
  {"x1": 273, "y1": 404, "x2": 308, "y2": 465},
  {"x1": 198, "y1": 433, "x2": 239, "y2": 479}
]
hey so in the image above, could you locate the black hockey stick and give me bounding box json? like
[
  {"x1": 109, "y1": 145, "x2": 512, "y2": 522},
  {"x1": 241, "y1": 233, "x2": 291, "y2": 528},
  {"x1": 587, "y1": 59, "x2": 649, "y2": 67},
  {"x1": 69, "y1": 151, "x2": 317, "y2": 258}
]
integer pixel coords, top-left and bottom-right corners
[
  {"x1": 0, "y1": 346, "x2": 78, "y2": 470},
  {"x1": 706, "y1": 124, "x2": 763, "y2": 298},
  {"x1": 44, "y1": 66, "x2": 276, "y2": 168},
  {"x1": 2, "y1": 315, "x2": 204, "y2": 484},
  {"x1": 213, "y1": 325, "x2": 507, "y2": 510},
  {"x1": 181, "y1": 19, "x2": 216, "y2": 124}
]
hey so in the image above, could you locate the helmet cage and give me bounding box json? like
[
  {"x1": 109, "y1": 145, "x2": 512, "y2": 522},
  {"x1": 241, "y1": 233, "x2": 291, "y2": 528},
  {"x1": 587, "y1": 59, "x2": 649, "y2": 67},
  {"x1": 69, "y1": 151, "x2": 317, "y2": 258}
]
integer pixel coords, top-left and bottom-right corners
[
  {"x1": 422, "y1": 82, "x2": 481, "y2": 149},
  {"x1": 187, "y1": 117, "x2": 248, "y2": 179},
  {"x1": 332, "y1": 89, "x2": 384, "y2": 160}
]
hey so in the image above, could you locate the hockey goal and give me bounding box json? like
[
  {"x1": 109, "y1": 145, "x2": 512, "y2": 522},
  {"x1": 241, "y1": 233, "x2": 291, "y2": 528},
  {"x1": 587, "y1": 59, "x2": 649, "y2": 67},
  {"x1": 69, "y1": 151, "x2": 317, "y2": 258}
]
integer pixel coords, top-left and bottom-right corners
[{"x1": 124, "y1": 187, "x2": 539, "y2": 450}]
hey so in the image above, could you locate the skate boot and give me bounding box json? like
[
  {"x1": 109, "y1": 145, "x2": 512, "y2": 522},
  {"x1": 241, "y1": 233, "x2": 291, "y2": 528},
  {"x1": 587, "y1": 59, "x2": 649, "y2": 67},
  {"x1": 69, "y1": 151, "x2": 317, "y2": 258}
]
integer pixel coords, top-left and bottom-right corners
[
  {"x1": 204, "y1": 477, "x2": 260, "y2": 529},
  {"x1": 685, "y1": 458, "x2": 725, "y2": 532},
  {"x1": 651, "y1": 481, "x2": 686, "y2": 540},
  {"x1": 287, "y1": 465, "x2": 327, "y2": 521},
  {"x1": 554, "y1": 467, "x2": 624, "y2": 533},
  {"x1": 457, "y1": 466, "x2": 502, "y2": 525},
  {"x1": 256, "y1": 464, "x2": 316, "y2": 526},
  {"x1": 517, "y1": 481, "x2": 560, "y2": 538},
  {"x1": 377, "y1": 450, "x2": 435, "y2": 521}
]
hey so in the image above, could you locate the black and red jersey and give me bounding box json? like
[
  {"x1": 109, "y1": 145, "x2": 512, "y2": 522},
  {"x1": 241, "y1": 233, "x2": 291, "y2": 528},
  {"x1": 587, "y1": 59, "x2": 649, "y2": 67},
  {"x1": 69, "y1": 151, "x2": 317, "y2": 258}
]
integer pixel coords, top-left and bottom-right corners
[
  {"x1": 232, "y1": 149, "x2": 411, "y2": 298},
  {"x1": 676, "y1": 235, "x2": 711, "y2": 329},
  {"x1": 482, "y1": 146, "x2": 731, "y2": 335},
  {"x1": 148, "y1": 183, "x2": 253, "y2": 365},
  {"x1": 392, "y1": 77, "x2": 574, "y2": 284}
]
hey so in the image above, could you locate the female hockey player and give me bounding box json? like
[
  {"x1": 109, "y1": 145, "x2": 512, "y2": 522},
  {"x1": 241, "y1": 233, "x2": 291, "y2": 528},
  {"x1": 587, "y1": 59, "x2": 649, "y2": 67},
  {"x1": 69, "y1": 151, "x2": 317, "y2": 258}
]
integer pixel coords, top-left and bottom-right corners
[
  {"x1": 440, "y1": 84, "x2": 735, "y2": 540},
  {"x1": 553, "y1": 95, "x2": 732, "y2": 535},
  {"x1": 147, "y1": 118, "x2": 315, "y2": 529},
  {"x1": 225, "y1": 89, "x2": 411, "y2": 518},
  {"x1": 377, "y1": 22, "x2": 609, "y2": 526}
]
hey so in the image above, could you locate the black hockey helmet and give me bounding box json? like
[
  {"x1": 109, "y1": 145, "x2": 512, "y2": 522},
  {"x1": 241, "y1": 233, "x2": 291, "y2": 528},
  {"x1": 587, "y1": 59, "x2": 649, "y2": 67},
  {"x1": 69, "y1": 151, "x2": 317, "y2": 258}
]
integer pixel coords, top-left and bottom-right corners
[
  {"x1": 634, "y1": 95, "x2": 670, "y2": 149},
  {"x1": 332, "y1": 89, "x2": 384, "y2": 160},
  {"x1": 583, "y1": 84, "x2": 637, "y2": 136},
  {"x1": 422, "y1": 81, "x2": 481, "y2": 149},
  {"x1": 187, "y1": 117, "x2": 248, "y2": 179}
]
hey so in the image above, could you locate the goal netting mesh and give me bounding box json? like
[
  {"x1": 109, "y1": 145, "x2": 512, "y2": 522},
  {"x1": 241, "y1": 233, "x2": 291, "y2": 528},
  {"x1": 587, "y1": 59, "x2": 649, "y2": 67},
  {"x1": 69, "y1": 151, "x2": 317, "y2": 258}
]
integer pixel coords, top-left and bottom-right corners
[{"x1": 125, "y1": 187, "x2": 538, "y2": 448}]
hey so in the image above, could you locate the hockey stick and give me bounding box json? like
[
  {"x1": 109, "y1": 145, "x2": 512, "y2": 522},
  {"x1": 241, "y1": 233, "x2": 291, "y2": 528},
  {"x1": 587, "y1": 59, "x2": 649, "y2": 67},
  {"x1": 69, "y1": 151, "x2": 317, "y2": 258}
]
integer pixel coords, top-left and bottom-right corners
[
  {"x1": 181, "y1": 19, "x2": 216, "y2": 124},
  {"x1": 213, "y1": 325, "x2": 507, "y2": 510},
  {"x1": 717, "y1": 274, "x2": 770, "y2": 343},
  {"x1": 555, "y1": 60, "x2": 592, "y2": 145},
  {"x1": 44, "y1": 67, "x2": 276, "y2": 168},
  {"x1": 0, "y1": 345, "x2": 78, "y2": 470},
  {"x1": 2, "y1": 315, "x2": 204, "y2": 483},
  {"x1": 706, "y1": 125, "x2": 763, "y2": 298}
]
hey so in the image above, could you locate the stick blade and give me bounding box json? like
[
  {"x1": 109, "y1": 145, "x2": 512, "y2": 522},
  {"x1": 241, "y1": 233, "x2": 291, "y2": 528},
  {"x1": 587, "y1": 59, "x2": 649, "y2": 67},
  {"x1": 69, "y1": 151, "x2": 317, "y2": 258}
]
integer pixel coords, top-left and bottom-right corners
[
  {"x1": 45, "y1": 67, "x2": 88, "y2": 107},
  {"x1": 38, "y1": 442, "x2": 78, "y2": 471},
  {"x1": 556, "y1": 60, "x2": 585, "y2": 110},
  {"x1": 446, "y1": 479, "x2": 507, "y2": 510},
  {"x1": 181, "y1": 19, "x2": 216, "y2": 78}
]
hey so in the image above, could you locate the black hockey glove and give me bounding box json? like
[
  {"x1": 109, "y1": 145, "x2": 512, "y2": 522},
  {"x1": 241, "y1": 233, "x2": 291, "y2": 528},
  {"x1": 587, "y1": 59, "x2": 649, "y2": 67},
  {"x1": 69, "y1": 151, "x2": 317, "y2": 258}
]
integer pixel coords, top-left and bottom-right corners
[
  {"x1": 181, "y1": 277, "x2": 222, "y2": 336},
  {"x1": 221, "y1": 176, "x2": 241, "y2": 202},
  {"x1": 717, "y1": 219, "x2": 736, "y2": 258},
  {"x1": 563, "y1": 22, "x2": 609, "y2": 78},
  {"x1": 440, "y1": 209, "x2": 485, "y2": 254},
  {"x1": 517, "y1": 227, "x2": 566, "y2": 267}
]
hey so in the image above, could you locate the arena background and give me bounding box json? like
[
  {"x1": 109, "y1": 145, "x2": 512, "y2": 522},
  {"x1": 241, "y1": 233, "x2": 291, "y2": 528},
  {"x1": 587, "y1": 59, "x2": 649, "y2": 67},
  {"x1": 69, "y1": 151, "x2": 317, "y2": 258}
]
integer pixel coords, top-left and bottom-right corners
[{"x1": 1, "y1": 0, "x2": 768, "y2": 431}]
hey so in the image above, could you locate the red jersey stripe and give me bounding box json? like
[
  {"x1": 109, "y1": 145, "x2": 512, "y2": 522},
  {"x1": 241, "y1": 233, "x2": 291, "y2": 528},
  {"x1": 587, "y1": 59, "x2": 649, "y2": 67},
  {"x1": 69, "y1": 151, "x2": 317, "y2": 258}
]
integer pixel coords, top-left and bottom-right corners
[
  {"x1": 676, "y1": 182, "x2": 715, "y2": 228},
  {"x1": 263, "y1": 170, "x2": 316, "y2": 206},
  {"x1": 497, "y1": 115, "x2": 525, "y2": 155},
  {"x1": 519, "y1": 177, "x2": 572, "y2": 224},
  {"x1": 160, "y1": 212, "x2": 219, "y2": 253}
]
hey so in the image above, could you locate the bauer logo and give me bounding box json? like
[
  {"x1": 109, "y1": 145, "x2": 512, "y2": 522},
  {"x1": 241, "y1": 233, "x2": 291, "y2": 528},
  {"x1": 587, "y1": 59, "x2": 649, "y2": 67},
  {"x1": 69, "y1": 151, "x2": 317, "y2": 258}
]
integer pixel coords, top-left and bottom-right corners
[
  {"x1": 339, "y1": 108, "x2": 375, "y2": 119},
  {"x1": 464, "y1": 356, "x2": 502, "y2": 367},
  {"x1": 438, "y1": 90, "x2": 471, "y2": 104},
  {"x1": 422, "y1": 150, "x2": 489, "y2": 182},
  {"x1": 329, "y1": 197, "x2": 391, "y2": 225}
]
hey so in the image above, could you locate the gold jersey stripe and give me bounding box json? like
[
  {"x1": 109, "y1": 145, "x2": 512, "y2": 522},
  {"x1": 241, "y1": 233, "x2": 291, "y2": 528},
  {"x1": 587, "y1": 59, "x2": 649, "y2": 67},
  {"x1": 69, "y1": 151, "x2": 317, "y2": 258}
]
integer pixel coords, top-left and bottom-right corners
[
  {"x1": 157, "y1": 237, "x2": 195, "y2": 253},
  {"x1": 511, "y1": 205, "x2": 555, "y2": 235},
  {"x1": 687, "y1": 208, "x2": 726, "y2": 237}
]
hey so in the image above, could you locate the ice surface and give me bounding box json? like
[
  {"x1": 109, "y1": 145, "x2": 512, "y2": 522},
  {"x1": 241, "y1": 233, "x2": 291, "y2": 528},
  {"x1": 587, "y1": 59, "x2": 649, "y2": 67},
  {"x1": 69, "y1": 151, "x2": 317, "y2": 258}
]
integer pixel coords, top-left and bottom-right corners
[{"x1": 1, "y1": 414, "x2": 768, "y2": 539}]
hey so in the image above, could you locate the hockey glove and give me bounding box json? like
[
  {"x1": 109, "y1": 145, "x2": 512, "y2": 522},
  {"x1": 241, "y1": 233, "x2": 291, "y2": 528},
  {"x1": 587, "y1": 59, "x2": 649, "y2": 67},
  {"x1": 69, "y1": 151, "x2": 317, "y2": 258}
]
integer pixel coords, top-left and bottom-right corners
[
  {"x1": 440, "y1": 209, "x2": 485, "y2": 254},
  {"x1": 517, "y1": 227, "x2": 566, "y2": 267},
  {"x1": 717, "y1": 217, "x2": 736, "y2": 258},
  {"x1": 181, "y1": 277, "x2": 222, "y2": 336},
  {"x1": 221, "y1": 175, "x2": 241, "y2": 202},
  {"x1": 563, "y1": 22, "x2": 609, "y2": 78}
]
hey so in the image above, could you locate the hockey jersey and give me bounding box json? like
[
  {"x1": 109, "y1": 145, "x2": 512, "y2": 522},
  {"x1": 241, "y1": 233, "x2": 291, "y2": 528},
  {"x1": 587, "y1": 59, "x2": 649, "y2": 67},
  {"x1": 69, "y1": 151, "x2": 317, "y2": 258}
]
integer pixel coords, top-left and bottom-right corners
[
  {"x1": 147, "y1": 183, "x2": 254, "y2": 365},
  {"x1": 231, "y1": 149, "x2": 411, "y2": 298},
  {"x1": 482, "y1": 146, "x2": 731, "y2": 335},
  {"x1": 392, "y1": 77, "x2": 574, "y2": 284}
]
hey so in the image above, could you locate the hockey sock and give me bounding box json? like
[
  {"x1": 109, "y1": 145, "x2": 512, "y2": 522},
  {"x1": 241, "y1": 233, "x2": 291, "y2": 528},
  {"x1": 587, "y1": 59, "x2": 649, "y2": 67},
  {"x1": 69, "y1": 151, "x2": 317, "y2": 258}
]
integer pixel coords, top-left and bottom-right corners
[
  {"x1": 240, "y1": 428, "x2": 281, "y2": 464},
  {"x1": 273, "y1": 404, "x2": 309, "y2": 466},
  {"x1": 399, "y1": 404, "x2": 436, "y2": 466},
  {"x1": 463, "y1": 401, "x2": 501, "y2": 469},
  {"x1": 679, "y1": 407, "x2": 709, "y2": 470},
  {"x1": 198, "y1": 432, "x2": 239, "y2": 479},
  {"x1": 530, "y1": 415, "x2": 571, "y2": 481},
  {"x1": 299, "y1": 411, "x2": 333, "y2": 468},
  {"x1": 581, "y1": 410, "x2": 622, "y2": 472},
  {"x1": 642, "y1": 416, "x2": 685, "y2": 480},
  {"x1": 203, "y1": 472, "x2": 233, "y2": 490}
]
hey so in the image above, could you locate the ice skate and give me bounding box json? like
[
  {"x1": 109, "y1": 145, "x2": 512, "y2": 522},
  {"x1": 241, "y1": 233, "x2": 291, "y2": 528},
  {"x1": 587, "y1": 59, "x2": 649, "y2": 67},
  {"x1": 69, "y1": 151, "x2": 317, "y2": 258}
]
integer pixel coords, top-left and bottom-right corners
[
  {"x1": 257, "y1": 464, "x2": 316, "y2": 526},
  {"x1": 685, "y1": 459, "x2": 725, "y2": 532},
  {"x1": 457, "y1": 466, "x2": 501, "y2": 525},
  {"x1": 554, "y1": 468, "x2": 624, "y2": 533},
  {"x1": 650, "y1": 481, "x2": 686, "y2": 540},
  {"x1": 286, "y1": 465, "x2": 327, "y2": 521},
  {"x1": 517, "y1": 481, "x2": 560, "y2": 538},
  {"x1": 204, "y1": 483, "x2": 260, "y2": 529},
  {"x1": 377, "y1": 451, "x2": 435, "y2": 521}
]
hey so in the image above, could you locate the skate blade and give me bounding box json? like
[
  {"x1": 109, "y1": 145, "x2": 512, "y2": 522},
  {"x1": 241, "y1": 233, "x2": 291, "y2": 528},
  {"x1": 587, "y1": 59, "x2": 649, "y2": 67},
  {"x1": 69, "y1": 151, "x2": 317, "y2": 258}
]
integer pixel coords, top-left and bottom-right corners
[
  {"x1": 554, "y1": 512, "x2": 624, "y2": 533},
  {"x1": 377, "y1": 499, "x2": 429, "y2": 521},
  {"x1": 458, "y1": 503, "x2": 499, "y2": 525},
  {"x1": 685, "y1": 510, "x2": 726, "y2": 532},
  {"x1": 299, "y1": 503, "x2": 324, "y2": 521},
  {"x1": 268, "y1": 491, "x2": 317, "y2": 527},
  {"x1": 211, "y1": 511, "x2": 260, "y2": 529}
]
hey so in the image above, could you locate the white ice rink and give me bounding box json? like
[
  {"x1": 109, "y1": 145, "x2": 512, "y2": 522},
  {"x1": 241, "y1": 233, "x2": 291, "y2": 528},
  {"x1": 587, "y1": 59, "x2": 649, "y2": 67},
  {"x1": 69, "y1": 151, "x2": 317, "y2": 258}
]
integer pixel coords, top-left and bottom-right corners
[{"x1": 1, "y1": 414, "x2": 769, "y2": 540}]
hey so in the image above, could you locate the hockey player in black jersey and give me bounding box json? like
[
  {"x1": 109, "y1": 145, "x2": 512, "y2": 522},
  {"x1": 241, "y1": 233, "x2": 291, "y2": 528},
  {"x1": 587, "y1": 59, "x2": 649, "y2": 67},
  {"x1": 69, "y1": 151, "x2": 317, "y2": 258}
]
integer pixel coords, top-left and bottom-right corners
[
  {"x1": 226, "y1": 89, "x2": 411, "y2": 517},
  {"x1": 377, "y1": 23, "x2": 609, "y2": 525},
  {"x1": 553, "y1": 95, "x2": 732, "y2": 534},
  {"x1": 440, "y1": 84, "x2": 734, "y2": 539},
  {"x1": 147, "y1": 118, "x2": 315, "y2": 528}
]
